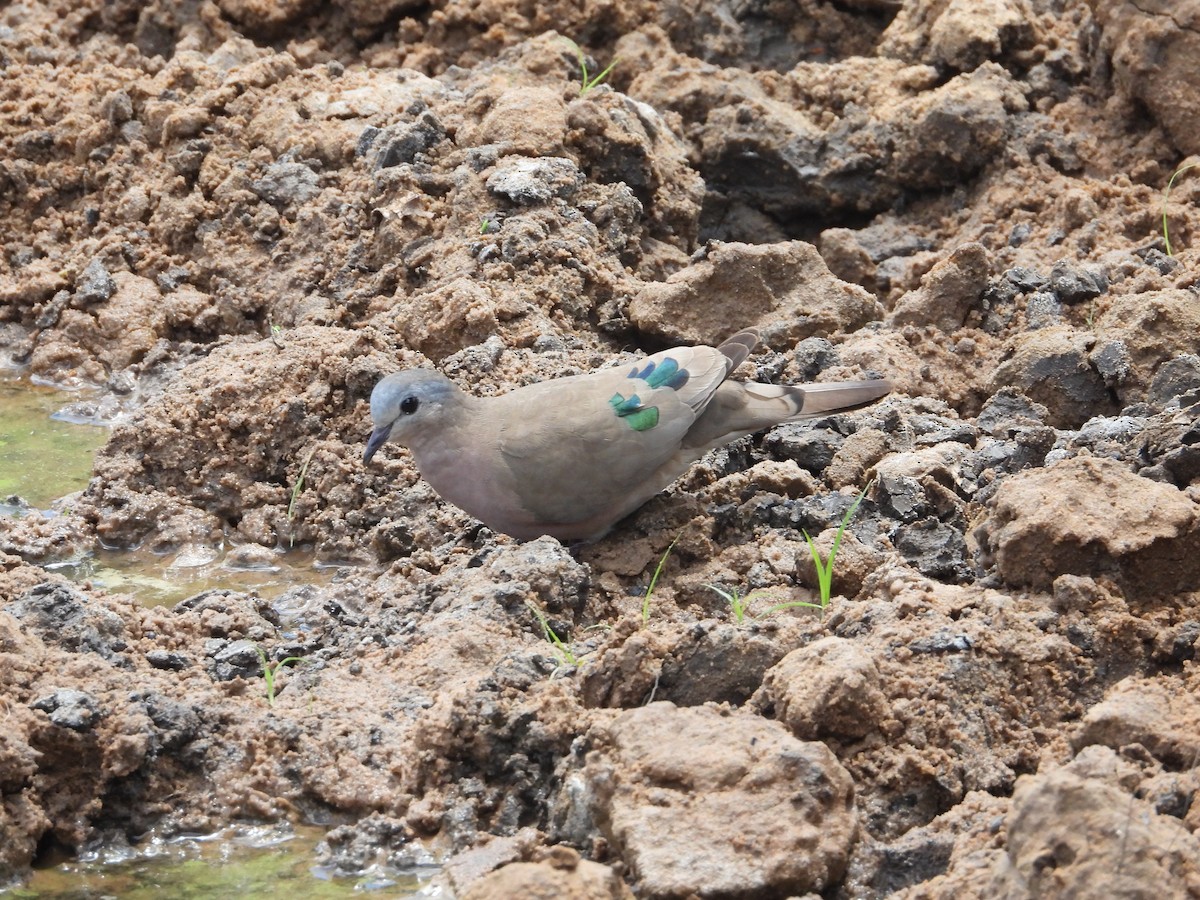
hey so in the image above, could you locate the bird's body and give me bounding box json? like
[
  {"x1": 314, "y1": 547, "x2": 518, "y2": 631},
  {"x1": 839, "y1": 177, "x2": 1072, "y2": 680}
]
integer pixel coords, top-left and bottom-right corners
[{"x1": 364, "y1": 330, "x2": 890, "y2": 541}]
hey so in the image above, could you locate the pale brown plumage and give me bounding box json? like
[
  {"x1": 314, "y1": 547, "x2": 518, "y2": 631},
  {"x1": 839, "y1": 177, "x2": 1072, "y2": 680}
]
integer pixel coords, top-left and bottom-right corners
[{"x1": 364, "y1": 329, "x2": 890, "y2": 541}]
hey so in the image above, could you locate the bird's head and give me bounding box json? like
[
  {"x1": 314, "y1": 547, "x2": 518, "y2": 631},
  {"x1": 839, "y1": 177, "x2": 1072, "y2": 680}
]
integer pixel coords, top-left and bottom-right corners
[{"x1": 363, "y1": 369, "x2": 458, "y2": 464}]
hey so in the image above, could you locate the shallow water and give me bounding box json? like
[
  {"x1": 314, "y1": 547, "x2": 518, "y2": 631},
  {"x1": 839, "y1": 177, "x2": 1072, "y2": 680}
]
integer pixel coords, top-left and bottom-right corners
[
  {"x1": 2, "y1": 379, "x2": 428, "y2": 895},
  {"x1": 10, "y1": 824, "x2": 443, "y2": 898},
  {"x1": 46, "y1": 545, "x2": 346, "y2": 607},
  {"x1": 1, "y1": 374, "x2": 347, "y2": 606},
  {"x1": 0, "y1": 373, "x2": 109, "y2": 509}
]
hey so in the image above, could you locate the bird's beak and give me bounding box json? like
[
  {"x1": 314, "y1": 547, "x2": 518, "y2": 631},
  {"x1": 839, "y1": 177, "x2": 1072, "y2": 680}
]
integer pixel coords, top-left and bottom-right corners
[{"x1": 363, "y1": 423, "x2": 393, "y2": 465}]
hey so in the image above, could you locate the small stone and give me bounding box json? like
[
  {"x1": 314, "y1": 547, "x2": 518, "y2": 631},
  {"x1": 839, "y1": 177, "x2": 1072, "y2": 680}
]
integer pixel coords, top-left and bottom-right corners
[
  {"x1": 31, "y1": 689, "x2": 101, "y2": 731},
  {"x1": 76, "y1": 258, "x2": 116, "y2": 304}
]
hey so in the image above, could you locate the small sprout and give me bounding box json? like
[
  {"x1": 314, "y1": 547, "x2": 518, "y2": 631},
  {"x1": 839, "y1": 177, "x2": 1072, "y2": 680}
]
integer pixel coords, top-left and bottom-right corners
[
  {"x1": 257, "y1": 647, "x2": 305, "y2": 707},
  {"x1": 1161, "y1": 160, "x2": 1199, "y2": 257},
  {"x1": 479, "y1": 215, "x2": 501, "y2": 235},
  {"x1": 707, "y1": 584, "x2": 760, "y2": 624},
  {"x1": 706, "y1": 584, "x2": 815, "y2": 624},
  {"x1": 642, "y1": 532, "x2": 681, "y2": 626},
  {"x1": 564, "y1": 38, "x2": 618, "y2": 97},
  {"x1": 797, "y1": 481, "x2": 874, "y2": 622},
  {"x1": 527, "y1": 601, "x2": 581, "y2": 669},
  {"x1": 268, "y1": 318, "x2": 284, "y2": 349},
  {"x1": 286, "y1": 446, "x2": 318, "y2": 547}
]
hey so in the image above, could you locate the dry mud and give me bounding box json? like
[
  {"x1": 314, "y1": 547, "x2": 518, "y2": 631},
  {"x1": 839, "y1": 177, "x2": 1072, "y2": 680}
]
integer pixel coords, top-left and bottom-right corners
[{"x1": 2, "y1": 0, "x2": 1200, "y2": 896}]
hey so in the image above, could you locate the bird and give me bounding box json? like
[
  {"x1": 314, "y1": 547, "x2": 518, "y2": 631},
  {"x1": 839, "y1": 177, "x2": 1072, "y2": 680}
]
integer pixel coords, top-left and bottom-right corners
[{"x1": 363, "y1": 329, "x2": 890, "y2": 542}]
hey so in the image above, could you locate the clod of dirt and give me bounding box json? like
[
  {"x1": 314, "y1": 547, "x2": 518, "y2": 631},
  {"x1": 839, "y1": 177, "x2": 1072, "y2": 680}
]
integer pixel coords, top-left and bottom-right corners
[
  {"x1": 890, "y1": 242, "x2": 991, "y2": 333},
  {"x1": 973, "y1": 455, "x2": 1200, "y2": 595},
  {"x1": 1092, "y1": 0, "x2": 1200, "y2": 155},
  {"x1": 630, "y1": 56, "x2": 1025, "y2": 223},
  {"x1": 461, "y1": 846, "x2": 633, "y2": 900},
  {"x1": 76, "y1": 326, "x2": 398, "y2": 558},
  {"x1": 1095, "y1": 290, "x2": 1200, "y2": 401},
  {"x1": 987, "y1": 747, "x2": 1200, "y2": 895},
  {"x1": 1074, "y1": 671, "x2": 1200, "y2": 769},
  {"x1": 880, "y1": 0, "x2": 1036, "y2": 71},
  {"x1": 757, "y1": 635, "x2": 891, "y2": 740},
  {"x1": 628, "y1": 240, "x2": 883, "y2": 347},
  {"x1": 569, "y1": 702, "x2": 857, "y2": 898},
  {"x1": 988, "y1": 325, "x2": 1115, "y2": 427}
]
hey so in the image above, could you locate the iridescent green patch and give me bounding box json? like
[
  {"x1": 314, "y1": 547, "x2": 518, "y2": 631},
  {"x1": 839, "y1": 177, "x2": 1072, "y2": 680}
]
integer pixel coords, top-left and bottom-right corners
[{"x1": 608, "y1": 391, "x2": 660, "y2": 432}]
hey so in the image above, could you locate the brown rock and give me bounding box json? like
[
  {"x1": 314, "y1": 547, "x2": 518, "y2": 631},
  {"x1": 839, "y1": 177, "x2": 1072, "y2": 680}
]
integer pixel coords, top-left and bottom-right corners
[
  {"x1": 1074, "y1": 673, "x2": 1200, "y2": 768},
  {"x1": 758, "y1": 636, "x2": 891, "y2": 740},
  {"x1": 973, "y1": 456, "x2": 1200, "y2": 595},
  {"x1": 987, "y1": 752, "x2": 1200, "y2": 896},
  {"x1": 629, "y1": 241, "x2": 882, "y2": 348},
  {"x1": 890, "y1": 243, "x2": 990, "y2": 333},
  {"x1": 578, "y1": 702, "x2": 857, "y2": 897},
  {"x1": 460, "y1": 847, "x2": 633, "y2": 900},
  {"x1": 1092, "y1": 0, "x2": 1200, "y2": 155}
]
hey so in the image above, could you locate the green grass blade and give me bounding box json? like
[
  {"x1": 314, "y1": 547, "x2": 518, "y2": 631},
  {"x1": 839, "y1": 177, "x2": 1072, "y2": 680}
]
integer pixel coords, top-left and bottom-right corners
[
  {"x1": 642, "y1": 533, "x2": 680, "y2": 626},
  {"x1": 1162, "y1": 162, "x2": 1199, "y2": 258}
]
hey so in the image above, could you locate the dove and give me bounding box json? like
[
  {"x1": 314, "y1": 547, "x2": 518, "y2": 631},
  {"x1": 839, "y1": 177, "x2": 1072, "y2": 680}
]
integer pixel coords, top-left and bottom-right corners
[{"x1": 363, "y1": 329, "x2": 890, "y2": 542}]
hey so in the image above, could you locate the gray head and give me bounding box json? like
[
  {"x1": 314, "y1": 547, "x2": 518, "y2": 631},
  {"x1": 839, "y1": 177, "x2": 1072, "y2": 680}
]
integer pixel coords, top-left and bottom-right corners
[{"x1": 363, "y1": 369, "x2": 459, "y2": 464}]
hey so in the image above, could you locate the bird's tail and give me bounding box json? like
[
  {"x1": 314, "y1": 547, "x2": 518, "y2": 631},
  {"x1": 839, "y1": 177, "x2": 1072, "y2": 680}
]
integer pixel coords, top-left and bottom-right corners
[
  {"x1": 717, "y1": 329, "x2": 760, "y2": 371},
  {"x1": 683, "y1": 378, "x2": 891, "y2": 452},
  {"x1": 784, "y1": 380, "x2": 893, "y2": 416}
]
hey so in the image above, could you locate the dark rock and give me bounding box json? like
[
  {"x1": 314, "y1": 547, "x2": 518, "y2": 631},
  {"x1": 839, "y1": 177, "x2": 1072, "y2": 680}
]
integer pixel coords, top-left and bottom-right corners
[
  {"x1": 846, "y1": 834, "x2": 955, "y2": 897},
  {"x1": 1049, "y1": 259, "x2": 1107, "y2": 303},
  {"x1": 1025, "y1": 290, "x2": 1062, "y2": 328},
  {"x1": 76, "y1": 258, "x2": 116, "y2": 304},
  {"x1": 209, "y1": 639, "x2": 263, "y2": 681},
  {"x1": 988, "y1": 326, "x2": 1114, "y2": 428},
  {"x1": 763, "y1": 426, "x2": 845, "y2": 475},
  {"x1": 976, "y1": 388, "x2": 1049, "y2": 436},
  {"x1": 1006, "y1": 266, "x2": 1048, "y2": 292},
  {"x1": 877, "y1": 474, "x2": 927, "y2": 523},
  {"x1": 1149, "y1": 355, "x2": 1200, "y2": 406},
  {"x1": 486, "y1": 157, "x2": 584, "y2": 205},
  {"x1": 252, "y1": 160, "x2": 320, "y2": 208},
  {"x1": 146, "y1": 649, "x2": 193, "y2": 670},
  {"x1": 1090, "y1": 340, "x2": 1132, "y2": 389},
  {"x1": 5, "y1": 583, "x2": 128, "y2": 662},
  {"x1": 659, "y1": 624, "x2": 788, "y2": 707},
  {"x1": 894, "y1": 518, "x2": 970, "y2": 582},
  {"x1": 1008, "y1": 223, "x2": 1031, "y2": 246},
  {"x1": 909, "y1": 629, "x2": 974, "y2": 653},
  {"x1": 368, "y1": 112, "x2": 446, "y2": 169},
  {"x1": 31, "y1": 689, "x2": 101, "y2": 731},
  {"x1": 793, "y1": 338, "x2": 840, "y2": 380},
  {"x1": 138, "y1": 693, "x2": 202, "y2": 750}
]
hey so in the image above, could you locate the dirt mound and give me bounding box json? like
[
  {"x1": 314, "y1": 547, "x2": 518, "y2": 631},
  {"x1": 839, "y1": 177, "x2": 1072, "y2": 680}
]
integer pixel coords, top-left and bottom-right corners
[{"x1": 2, "y1": 0, "x2": 1200, "y2": 896}]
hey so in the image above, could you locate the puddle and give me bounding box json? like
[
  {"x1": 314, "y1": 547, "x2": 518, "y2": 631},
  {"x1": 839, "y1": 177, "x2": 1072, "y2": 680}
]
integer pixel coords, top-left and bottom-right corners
[
  {"x1": 0, "y1": 373, "x2": 110, "y2": 509},
  {"x1": 1, "y1": 378, "x2": 427, "y2": 897},
  {"x1": 8, "y1": 824, "x2": 444, "y2": 898},
  {"x1": 1, "y1": 373, "x2": 348, "y2": 607},
  {"x1": 48, "y1": 546, "x2": 348, "y2": 608}
]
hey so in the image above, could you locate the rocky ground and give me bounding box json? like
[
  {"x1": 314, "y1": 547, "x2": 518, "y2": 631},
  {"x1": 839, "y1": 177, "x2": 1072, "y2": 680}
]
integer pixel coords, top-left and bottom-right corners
[{"x1": 2, "y1": 0, "x2": 1200, "y2": 896}]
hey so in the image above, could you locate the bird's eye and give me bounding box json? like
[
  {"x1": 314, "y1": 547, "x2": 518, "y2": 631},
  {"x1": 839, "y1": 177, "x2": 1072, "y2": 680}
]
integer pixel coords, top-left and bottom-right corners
[{"x1": 400, "y1": 396, "x2": 420, "y2": 415}]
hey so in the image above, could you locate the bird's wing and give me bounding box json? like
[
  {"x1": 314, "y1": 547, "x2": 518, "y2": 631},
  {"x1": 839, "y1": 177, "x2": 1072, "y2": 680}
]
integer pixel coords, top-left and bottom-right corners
[{"x1": 490, "y1": 344, "x2": 737, "y2": 525}]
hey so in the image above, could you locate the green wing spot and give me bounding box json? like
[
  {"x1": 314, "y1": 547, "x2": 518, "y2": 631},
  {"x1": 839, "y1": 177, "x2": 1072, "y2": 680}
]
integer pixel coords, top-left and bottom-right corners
[
  {"x1": 625, "y1": 407, "x2": 660, "y2": 431},
  {"x1": 609, "y1": 391, "x2": 660, "y2": 431}
]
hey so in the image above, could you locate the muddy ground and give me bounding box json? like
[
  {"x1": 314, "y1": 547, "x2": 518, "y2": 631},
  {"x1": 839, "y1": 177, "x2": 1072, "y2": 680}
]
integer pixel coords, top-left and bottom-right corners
[{"x1": 2, "y1": 0, "x2": 1200, "y2": 896}]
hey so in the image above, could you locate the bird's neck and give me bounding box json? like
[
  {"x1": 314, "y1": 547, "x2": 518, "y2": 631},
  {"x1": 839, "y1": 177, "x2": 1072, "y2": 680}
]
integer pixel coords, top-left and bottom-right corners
[{"x1": 407, "y1": 390, "x2": 481, "y2": 461}]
